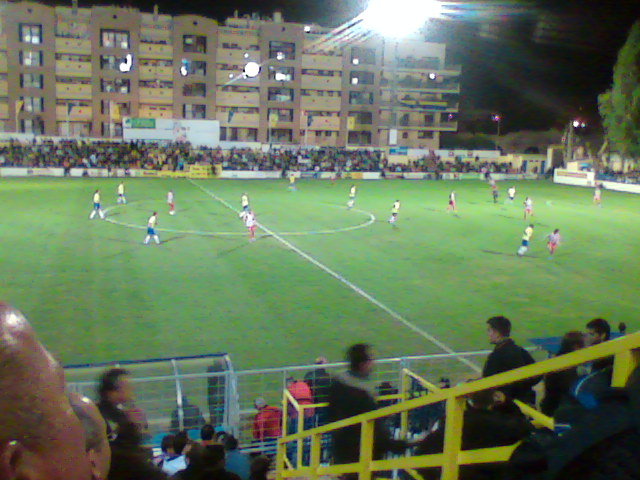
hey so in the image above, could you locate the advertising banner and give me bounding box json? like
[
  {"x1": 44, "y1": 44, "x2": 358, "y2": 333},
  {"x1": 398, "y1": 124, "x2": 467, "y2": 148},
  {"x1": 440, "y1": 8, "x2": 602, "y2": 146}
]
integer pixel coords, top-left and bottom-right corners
[{"x1": 122, "y1": 118, "x2": 220, "y2": 147}]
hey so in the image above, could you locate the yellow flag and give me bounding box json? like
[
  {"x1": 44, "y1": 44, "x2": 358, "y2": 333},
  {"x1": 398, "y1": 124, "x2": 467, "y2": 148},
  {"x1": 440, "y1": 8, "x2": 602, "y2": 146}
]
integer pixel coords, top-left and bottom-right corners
[
  {"x1": 269, "y1": 112, "x2": 278, "y2": 127},
  {"x1": 347, "y1": 116, "x2": 356, "y2": 130},
  {"x1": 110, "y1": 101, "x2": 121, "y2": 121}
]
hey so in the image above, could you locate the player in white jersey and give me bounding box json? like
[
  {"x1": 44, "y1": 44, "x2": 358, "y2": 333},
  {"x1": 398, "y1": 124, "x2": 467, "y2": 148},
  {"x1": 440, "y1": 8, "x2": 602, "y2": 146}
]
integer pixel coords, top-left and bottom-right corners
[
  {"x1": 116, "y1": 182, "x2": 127, "y2": 204},
  {"x1": 446, "y1": 191, "x2": 456, "y2": 212},
  {"x1": 144, "y1": 212, "x2": 160, "y2": 245},
  {"x1": 347, "y1": 185, "x2": 357, "y2": 209},
  {"x1": 167, "y1": 190, "x2": 175, "y2": 215},
  {"x1": 89, "y1": 189, "x2": 105, "y2": 219},
  {"x1": 244, "y1": 209, "x2": 257, "y2": 242},
  {"x1": 547, "y1": 228, "x2": 561, "y2": 257},
  {"x1": 507, "y1": 186, "x2": 516, "y2": 203},
  {"x1": 523, "y1": 197, "x2": 533, "y2": 220},
  {"x1": 593, "y1": 184, "x2": 602, "y2": 207}
]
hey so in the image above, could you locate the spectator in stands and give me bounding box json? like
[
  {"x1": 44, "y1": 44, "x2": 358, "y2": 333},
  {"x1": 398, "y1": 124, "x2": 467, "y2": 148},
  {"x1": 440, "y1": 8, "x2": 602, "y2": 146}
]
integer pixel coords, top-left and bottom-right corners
[
  {"x1": 170, "y1": 396, "x2": 206, "y2": 434},
  {"x1": 586, "y1": 318, "x2": 613, "y2": 372},
  {"x1": 201, "y1": 424, "x2": 217, "y2": 446},
  {"x1": 416, "y1": 389, "x2": 532, "y2": 480},
  {"x1": 69, "y1": 392, "x2": 112, "y2": 480},
  {"x1": 328, "y1": 343, "x2": 411, "y2": 470},
  {"x1": 249, "y1": 456, "x2": 270, "y2": 480},
  {"x1": 0, "y1": 302, "x2": 93, "y2": 480},
  {"x1": 252, "y1": 398, "x2": 282, "y2": 450},
  {"x1": 107, "y1": 420, "x2": 166, "y2": 480},
  {"x1": 304, "y1": 357, "x2": 331, "y2": 426},
  {"x1": 173, "y1": 442, "x2": 205, "y2": 480},
  {"x1": 286, "y1": 376, "x2": 315, "y2": 423},
  {"x1": 98, "y1": 367, "x2": 148, "y2": 439},
  {"x1": 207, "y1": 360, "x2": 226, "y2": 426},
  {"x1": 162, "y1": 430, "x2": 189, "y2": 476},
  {"x1": 182, "y1": 444, "x2": 241, "y2": 480},
  {"x1": 224, "y1": 435, "x2": 250, "y2": 480},
  {"x1": 619, "y1": 322, "x2": 627, "y2": 335},
  {"x1": 482, "y1": 316, "x2": 539, "y2": 404},
  {"x1": 540, "y1": 331, "x2": 585, "y2": 416},
  {"x1": 153, "y1": 434, "x2": 176, "y2": 470}
]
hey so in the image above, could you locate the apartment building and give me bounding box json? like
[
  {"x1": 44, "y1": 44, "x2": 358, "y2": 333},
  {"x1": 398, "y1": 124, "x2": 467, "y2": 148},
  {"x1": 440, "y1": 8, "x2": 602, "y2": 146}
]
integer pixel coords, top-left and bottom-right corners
[{"x1": 0, "y1": 1, "x2": 460, "y2": 149}]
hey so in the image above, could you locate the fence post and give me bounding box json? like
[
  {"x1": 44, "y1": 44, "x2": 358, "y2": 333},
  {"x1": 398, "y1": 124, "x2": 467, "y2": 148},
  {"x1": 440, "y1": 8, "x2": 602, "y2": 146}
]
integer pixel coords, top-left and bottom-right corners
[
  {"x1": 612, "y1": 349, "x2": 640, "y2": 388},
  {"x1": 400, "y1": 368, "x2": 409, "y2": 439},
  {"x1": 310, "y1": 432, "x2": 321, "y2": 480},
  {"x1": 170, "y1": 359, "x2": 184, "y2": 431},
  {"x1": 442, "y1": 396, "x2": 465, "y2": 480},
  {"x1": 359, "y1": 419, "x2": 374, "y2": 480},
  {"x1": 297, "y1": 405, "x2": 304, "y2": 468},
  {"x1": 276, "y1": 440, "x2": 285, "y2": 480}
]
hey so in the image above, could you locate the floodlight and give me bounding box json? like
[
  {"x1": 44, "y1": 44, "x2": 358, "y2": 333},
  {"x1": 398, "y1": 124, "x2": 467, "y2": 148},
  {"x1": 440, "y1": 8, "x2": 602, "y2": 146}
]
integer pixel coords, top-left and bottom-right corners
[
  {"x1": 351, "y1": 77, "x2": 359, "y2": 85},
  {"x1": 352, "y1": 58, "x2": 360, "y2": 65},
  {"x1": 572, "y1": 120, "x2": 580, "y2": 128},
  {"x1": 304, "y1": 25, "x2": 311, "y2": 33},
  {"x1": 180, "y1": 65, "x2": 188, "y2": 76},
  {"x1": 274, "y1": 72, "x2": 288, "y2": 81},
  {"x1": 228, "y1": 73, "x2": 234, "y2": 79},
  {"x1": 428, "y1": 72, "x2": 437, "y2": 80},
  {"x1": 276, "y1": 51, "x2": 285, "y2": 61},
  {"x1": 362, "y1": 0, "x2": 443, "y2": 38},
  {"x1": 244, "y1": 52, "x2": 249, "y2": 58},
  {"x1": 118, "y1": 53, "x2": 133, "y2": 73},
  {"x1": 243, "y1": 61, "x2": 261, "y2": 78}
]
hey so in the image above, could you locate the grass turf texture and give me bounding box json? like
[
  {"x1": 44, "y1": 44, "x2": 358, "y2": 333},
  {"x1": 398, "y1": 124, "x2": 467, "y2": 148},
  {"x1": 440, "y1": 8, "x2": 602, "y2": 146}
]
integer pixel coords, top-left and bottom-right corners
[{"x1": 0, "y1": 177, "x2": 637, "y2": 370}]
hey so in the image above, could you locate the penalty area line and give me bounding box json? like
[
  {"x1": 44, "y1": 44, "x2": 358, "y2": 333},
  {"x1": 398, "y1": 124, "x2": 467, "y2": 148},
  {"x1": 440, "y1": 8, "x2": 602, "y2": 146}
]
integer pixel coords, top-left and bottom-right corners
[{"x1": 188, "y1": 179, "x2": 481, "y2": 373}]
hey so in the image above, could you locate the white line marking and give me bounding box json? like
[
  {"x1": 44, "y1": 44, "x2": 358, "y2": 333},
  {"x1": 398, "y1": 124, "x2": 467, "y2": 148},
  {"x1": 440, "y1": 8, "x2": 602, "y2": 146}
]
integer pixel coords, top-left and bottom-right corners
[{"x1": 189, "y1": 179, "x2": 481, "y2": 373}]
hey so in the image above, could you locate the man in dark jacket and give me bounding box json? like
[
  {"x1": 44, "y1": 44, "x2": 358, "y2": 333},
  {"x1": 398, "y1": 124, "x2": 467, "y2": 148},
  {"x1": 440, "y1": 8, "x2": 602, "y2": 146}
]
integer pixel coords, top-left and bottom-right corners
[
  {"x1": 482, "y1": 316, "x2": 540, "y2": 404},
  {"x1": 170, "y1": 396, "x2": 206, "y2": 433},
  {"x1": 304, "y1": 357, "x2": 331, "y2": 426},
  {"x1": 328, "y1": 344, "x2": 410, "y2": 468}
]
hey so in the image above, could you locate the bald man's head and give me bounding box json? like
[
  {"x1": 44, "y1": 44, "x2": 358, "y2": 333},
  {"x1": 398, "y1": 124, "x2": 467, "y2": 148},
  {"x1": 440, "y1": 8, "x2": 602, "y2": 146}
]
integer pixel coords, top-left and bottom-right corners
[{"x1": 0, "y1": 303, "x2": 92, "y2": 480}]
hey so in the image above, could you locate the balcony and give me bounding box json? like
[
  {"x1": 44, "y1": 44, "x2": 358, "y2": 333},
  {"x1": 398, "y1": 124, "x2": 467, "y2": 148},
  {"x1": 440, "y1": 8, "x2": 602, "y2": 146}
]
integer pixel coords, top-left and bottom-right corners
[
  {"x1": 56, "y1": 105, "x2": 92, "y2": 121},
  {"x1": 0, "y1": 102, "x2": 8, "y2": 119},
  {"x1": 216, "y1": 49, "x2": 253, "y2": 64},
  {"x1": 139, "y1": 87, "x2": 173, "y2": 104},
  {"x1": 381, "y1": 78, "x2": 460, "y2": 94},
  {"x1": 215, "y1": 70, "x2": 259, "y2": 87},
  {"x1": 301, "y1": 95, "x2": 341, "y2": 112},
  {"x1": 216, "y1": 112, "x2": 259, "y2": 127},
  {"x1": 380, "y1": 98, "x2": 459, "y2": 112},
  {"x1": 139, "y1": 65, "x2": 173, "y2": 81},
  {"x1": 56, "y1": 60, "x2": 92, "y2": 77},
  {"x1": 432, "y1": 121, "x2": 458, "y2": 131},
  {"x1": 216, "y1": 91, "x2": 259, "y2": 107},
  {"x1": 55, "y1": 38, "x2": 91, "y2": 55},
  {"x1": 301, "y1": 54, "x2": 342, "y2": 71},
  {"x1": 301, "y1": 74, "x2": 341, "y2": 91},
  {"x1": 139, "y1": 105, "x2": 173, "y2": 119},
  {"x1": 308, "y1": 116, "x2": 340, "y2": 130},
  {"x1": 139, "y1": 43, "x2": 173, "y2": 60},
  {"x1": 56, "y1": 83, "x2": 92, "y2": 100},
  {"x1": 0, "y1": 80, "x2": 7, "y2": 96}
]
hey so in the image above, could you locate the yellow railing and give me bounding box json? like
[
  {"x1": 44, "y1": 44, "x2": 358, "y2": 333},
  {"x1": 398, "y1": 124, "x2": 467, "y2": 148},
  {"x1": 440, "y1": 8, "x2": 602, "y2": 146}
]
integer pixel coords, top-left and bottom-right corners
[{"x1": 276, "y1": 331, "x2": 640, "y2": 480}]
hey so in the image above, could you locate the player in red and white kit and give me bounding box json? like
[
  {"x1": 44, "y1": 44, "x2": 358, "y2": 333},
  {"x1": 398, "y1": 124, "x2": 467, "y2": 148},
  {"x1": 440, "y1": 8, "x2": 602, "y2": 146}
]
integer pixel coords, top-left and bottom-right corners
[
  {"x1": 547, "y1": 228, "x2": 561, "y2": 257},
  {"x1": 244, "y1": 209, "x2": 257, "y2": 242},
  {"x1": 167, "y1": 190, "x2": 175, "y2": 215}
]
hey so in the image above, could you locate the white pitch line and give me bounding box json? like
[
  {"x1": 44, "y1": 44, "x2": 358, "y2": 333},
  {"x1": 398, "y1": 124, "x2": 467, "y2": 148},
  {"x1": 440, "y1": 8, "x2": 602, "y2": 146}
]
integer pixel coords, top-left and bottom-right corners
[{"x1": 189, "y1": 179, "x2": 481, "y2": 373}]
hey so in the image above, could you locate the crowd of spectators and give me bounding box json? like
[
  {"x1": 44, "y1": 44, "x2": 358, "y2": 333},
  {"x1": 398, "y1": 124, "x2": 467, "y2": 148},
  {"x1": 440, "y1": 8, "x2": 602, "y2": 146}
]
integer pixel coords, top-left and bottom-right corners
[
  {"x1": 1, "y1": 300, "x2": 636, "y2": 480},
  {"x1": 0, "y1": 138, "x2": 519, "y2": 175}
]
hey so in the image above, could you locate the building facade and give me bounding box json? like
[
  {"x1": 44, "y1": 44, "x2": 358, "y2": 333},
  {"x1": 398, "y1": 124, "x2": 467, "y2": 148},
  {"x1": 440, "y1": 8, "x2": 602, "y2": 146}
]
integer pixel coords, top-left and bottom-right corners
[{"x1": 0, "y1": 1, "x2": 460, "y2": 149}]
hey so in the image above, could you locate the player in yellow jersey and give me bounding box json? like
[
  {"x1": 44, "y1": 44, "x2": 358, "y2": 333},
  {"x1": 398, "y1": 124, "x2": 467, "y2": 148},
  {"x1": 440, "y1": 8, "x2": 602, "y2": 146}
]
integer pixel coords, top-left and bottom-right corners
[
  {"x1": 89, "y1": 189, "x2": 105, "y2": 219},
  {"x1": 288, "y1": 172, "x2": 297, "y2": 191},
  {"x1": 347, "y1": 185, "x2": 357, "y2": 209},
  {"x1": 240, "y1": 193, "x2": 250, "y2": 218},
  {"x1": 517, "y1": 224, "x2": 534, "y2": 257},
  {"x1": 144, "y1": 212, "x2": 160, "y2": 245},
  {"x1": 388, "y1": 200, "x2": 400, "y2": 225},
  {"x1": 117, "y1": 182, "x2": 127, "y2": 204}
]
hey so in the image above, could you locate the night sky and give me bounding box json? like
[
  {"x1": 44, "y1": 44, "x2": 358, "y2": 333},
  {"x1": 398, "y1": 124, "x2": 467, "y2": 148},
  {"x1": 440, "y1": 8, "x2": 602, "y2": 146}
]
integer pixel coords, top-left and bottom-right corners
[{"x1": 47, "y1": 0, "x2": 640, "y2": 133}]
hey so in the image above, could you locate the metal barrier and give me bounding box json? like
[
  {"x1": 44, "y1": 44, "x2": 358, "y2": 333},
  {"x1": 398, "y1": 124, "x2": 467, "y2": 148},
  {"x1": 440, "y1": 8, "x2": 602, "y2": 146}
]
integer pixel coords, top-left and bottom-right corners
[{"x1": 276, "y1": 332, "x2": 640, "y2": 480}]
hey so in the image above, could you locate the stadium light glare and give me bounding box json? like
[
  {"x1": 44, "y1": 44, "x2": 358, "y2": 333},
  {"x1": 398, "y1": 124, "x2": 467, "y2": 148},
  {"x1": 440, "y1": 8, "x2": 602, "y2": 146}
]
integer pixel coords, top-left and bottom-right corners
[
  {"x1": 362, "y1": 0, "x2": 443, "y2": 38},
  {"x1": 243, "y1": 61, "x2": 261, "y2": 78}
]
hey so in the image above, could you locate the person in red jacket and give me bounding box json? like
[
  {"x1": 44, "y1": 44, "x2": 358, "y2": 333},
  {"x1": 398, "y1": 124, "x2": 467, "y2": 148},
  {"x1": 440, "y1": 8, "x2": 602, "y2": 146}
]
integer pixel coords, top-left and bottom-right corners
[
  {"x1": 286, "y1": 377, "x2": 315, "y2": 420},
  {"x1": 252, "y1": 398, "x2": 282, "y2": 443}
]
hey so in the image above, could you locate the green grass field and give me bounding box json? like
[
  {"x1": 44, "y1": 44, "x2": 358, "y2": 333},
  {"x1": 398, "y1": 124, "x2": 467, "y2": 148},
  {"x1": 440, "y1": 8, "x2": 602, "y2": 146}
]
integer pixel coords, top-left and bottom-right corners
[{"x1": 1, "y1": 177, "x2": 638, "y2": 370}]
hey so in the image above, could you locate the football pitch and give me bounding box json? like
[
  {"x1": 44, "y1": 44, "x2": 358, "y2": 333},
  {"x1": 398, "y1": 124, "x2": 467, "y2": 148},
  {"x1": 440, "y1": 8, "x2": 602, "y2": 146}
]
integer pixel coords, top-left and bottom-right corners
[{"x1": 1, "y1": 177, "x2": 638, "y2": 370}]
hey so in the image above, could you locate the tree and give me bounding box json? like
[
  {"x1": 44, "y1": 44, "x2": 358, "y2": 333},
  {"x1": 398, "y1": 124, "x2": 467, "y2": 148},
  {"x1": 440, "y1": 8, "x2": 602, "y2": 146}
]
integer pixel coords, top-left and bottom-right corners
[{"x1": 598, "y1": 20, "x2": 640, "y2": 162}]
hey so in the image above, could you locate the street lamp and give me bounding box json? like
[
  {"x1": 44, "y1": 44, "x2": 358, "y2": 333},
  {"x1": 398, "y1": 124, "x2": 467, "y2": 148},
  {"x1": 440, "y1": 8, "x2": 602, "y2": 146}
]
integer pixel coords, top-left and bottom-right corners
[{"x1": 492, "y1": 114, "x2": 501, "y2": 137}]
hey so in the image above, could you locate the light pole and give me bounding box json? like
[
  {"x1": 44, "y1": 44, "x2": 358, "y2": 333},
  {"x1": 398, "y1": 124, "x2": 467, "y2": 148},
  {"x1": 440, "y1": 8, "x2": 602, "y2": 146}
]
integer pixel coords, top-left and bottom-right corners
[
  {"x1": 564, "y1": 119, "x2": 587, "y2": 165},
  {"x1": 492, "y1": 114, "x2": 501, "y2": 149}
]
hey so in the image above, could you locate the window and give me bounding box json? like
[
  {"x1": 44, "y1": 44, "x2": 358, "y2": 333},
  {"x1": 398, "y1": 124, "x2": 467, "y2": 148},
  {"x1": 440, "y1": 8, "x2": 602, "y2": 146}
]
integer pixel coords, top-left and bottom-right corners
[
  {"x1": 268, "y1": 108, "x2": 293, "y2": 122},
  {"x1": 19, "y1": 24, "x2": 42, "y2": 44},
  {"x1": 269, "y1": 41, "x2": 295, "y2": 60},
  {"x1": 183, "y1": 104, "x2": 206, "y2": 119},
  {"x1": 402, "y1": 132, "x2": 409, "y2": 139},
  {"x1": 268, "y1": 66, "x2": 294, "y2": 82},
  {"x1": 418, "y1": 131, "x2": 434, "y2": 139},
  {"x1": 349, "y1": 91, "x2": 374, "y2": 105},
  {"x1": 182, "y1": 83, "x2": 206, "y2": 97},
  {"x1": 101, "y1": 100, "x2": 130, "y2": 116},
  {"x1": 349, "y1": 111, "x2": 373, "y2": 125},
  {"x1": 20, "y1": 117, "x2": 44, "y2": 134},
  {"x1": 351, "y1": 47, "x2": 375, "y2": 66},
  {"x1": 100, "y1": 55, "x2": 118, "y2": 71},
  {"x1": 101, "y1": 78, "x2": 130, "y2": 94},
  {"x1": 101, "y1": 30, "x2": 130, "y2": 49},
  {"x1": 22, "y1": 96, "x2": 44, "y2": 113},
  {"x1": 101, "y1": 122, "x2": 123, "y2": 137},
  {"x1": 181, "y1": 59, "x2": 207, "y2": 76},
  {"x1": 350, "y1": 71, "x2": 375, "y2": 86},
  {"x1": 19, "y1": 50, "x2": 43, "y2": 67},
  {"x1": 268, "y1": 87, "x2": 294, "y2": 102},
  {"x1": 183, "y1": 35, "x2": 207, "y2": 53},
  {"x1": 20, "y1": 73, "x2": 43, "y2": 89}
]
